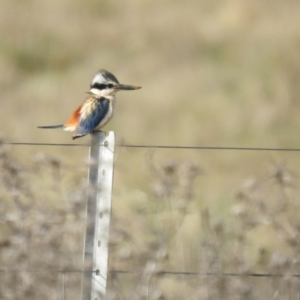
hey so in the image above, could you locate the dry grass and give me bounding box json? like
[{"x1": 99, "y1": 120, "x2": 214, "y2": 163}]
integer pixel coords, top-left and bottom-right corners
[
  {"x1": 2, "y1": 140, "x2": 300, "y2": 299},
  {"x1": 1, "y1": 0, "x2": 300, "y2": 298}
]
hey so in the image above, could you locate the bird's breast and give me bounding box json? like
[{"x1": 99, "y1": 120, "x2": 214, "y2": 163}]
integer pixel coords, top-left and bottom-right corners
[
  {"x1": 96, "y1": 98, "x2": 114, "y2": 129},
  {"x1": 80, "y1": 96, "x2": 114, "y2": 129}
]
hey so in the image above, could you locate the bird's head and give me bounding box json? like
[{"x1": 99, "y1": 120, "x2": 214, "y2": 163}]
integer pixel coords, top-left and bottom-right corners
[{"x1": 90, "y1": 69, "x2": 141, "y2": 97}]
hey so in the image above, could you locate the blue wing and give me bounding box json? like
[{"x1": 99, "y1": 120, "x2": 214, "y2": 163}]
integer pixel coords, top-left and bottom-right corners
[{"x1": 74, "y1": 97, "x2": 109, "y2": 139}]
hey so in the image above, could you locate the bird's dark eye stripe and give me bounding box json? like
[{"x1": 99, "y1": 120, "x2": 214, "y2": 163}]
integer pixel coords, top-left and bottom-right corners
[
  {"x1": 92, "y1": 83, "x2": 106, "y2": 90},
  {"x1": 91, "y1": 83, "x2": 114, "y2": 90}
]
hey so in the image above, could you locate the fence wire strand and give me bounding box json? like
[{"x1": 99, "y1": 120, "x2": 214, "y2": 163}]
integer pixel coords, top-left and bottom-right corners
[
  {"x1": 0, "y1": 269, "x2": 300, "y2": 278},
  {"x1": 3, "y1": 141, "x2": 300, "y2": 152}
]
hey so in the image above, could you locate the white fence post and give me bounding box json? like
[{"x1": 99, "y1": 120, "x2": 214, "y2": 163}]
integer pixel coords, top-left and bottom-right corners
[{"x1": 81, "y1": 131, "x2": 115, "y2": 300}]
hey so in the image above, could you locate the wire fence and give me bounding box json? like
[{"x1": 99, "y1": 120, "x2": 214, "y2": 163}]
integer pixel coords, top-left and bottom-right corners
[
  {"x1": 1, "y1": 138, "x2": 300, "y2": 299},
  {"x1": 2, "y1": 269, "x2": 300, "y2": 278},
  {"x1": 3, "y1": 140, "x2": 300, "y2": 152}
]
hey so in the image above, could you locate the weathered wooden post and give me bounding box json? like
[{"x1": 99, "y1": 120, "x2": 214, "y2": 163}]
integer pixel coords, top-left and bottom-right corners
[{"x1": 81, "y1": 131, "x2": 115, "y2": 300}]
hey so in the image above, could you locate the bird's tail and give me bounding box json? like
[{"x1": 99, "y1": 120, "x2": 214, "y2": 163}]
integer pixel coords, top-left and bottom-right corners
[{"x1": 37, "y1": 124, "x2": 64, "y2": 129}]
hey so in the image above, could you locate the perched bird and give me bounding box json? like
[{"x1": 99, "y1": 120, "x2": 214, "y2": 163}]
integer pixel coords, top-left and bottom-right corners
[{"x1": 38, "y1": 69, "x2": 141, "y2": 139}]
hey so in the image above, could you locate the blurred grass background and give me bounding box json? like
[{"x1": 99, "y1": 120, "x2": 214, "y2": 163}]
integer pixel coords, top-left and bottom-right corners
[{"x1": 1, "y1": 0, "x2": 300, "y2": 299}]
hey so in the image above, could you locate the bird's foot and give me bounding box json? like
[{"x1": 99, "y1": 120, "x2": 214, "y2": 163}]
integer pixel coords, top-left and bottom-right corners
[{"x1": 91, "y1": 129, "x2": 103, "y2": 134}]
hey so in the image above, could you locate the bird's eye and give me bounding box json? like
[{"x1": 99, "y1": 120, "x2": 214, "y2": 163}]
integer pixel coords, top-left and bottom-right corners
[{"x1": 107, "y1": 84, "x2": 114, "y2": 88}]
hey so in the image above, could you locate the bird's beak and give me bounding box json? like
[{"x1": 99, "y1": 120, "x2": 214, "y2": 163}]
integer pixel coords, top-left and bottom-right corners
[{"x1": 115, "y1": 84, "x2": 141, "y2": 91}]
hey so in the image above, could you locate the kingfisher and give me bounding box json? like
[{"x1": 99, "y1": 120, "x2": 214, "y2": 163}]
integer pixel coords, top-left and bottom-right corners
[{"x1": 38, "y1": 69, "x2": 141, "y2": 139}]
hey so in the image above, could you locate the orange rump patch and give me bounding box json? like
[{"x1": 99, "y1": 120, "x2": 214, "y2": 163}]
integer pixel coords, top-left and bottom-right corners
[{"x1": 64, "y1": 105, "x2": 81, "y2": 127}]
